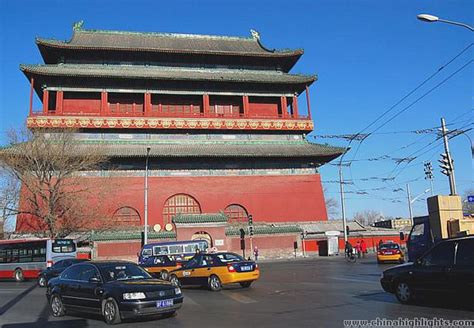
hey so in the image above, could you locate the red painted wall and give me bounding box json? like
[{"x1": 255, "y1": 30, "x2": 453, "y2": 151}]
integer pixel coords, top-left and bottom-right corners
[
  {"x1": 248, "y1": 97, "x2": 280, "y2": 117},
  {"x1": 16, "y1": 174, "x2": 328, "y2": 233},
  {"x1": 63, "y1": 99, "x2": 101, "y2": 115}
]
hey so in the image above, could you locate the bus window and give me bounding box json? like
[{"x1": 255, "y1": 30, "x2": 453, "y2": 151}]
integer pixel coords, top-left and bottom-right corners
[
  {"x1": 169, "y1": 245, "x2": 183, "y2": 254},
  {"x1": 184, "y1": 244, "x2": 195, "y2": 253},
  {"x1": 153, "y1": 246, "x2": 169, "y2": 255},
  {"x1": 52, "y1": 240, "x2": 76, "y2": 253}
]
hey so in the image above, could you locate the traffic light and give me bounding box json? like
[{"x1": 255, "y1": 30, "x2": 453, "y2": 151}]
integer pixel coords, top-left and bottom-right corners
[
  {"x1": 438, "y1": 153, "x2": 453, "y2": 176},
  {"x1": 424, "y1": 162, "x2": 433, "y2": 180},
  {"x1": 346, "y1": 225, "x2": 350, "y2": 236},
  {"x1": 248, "y1": 214, "x2": 253, "y2": 226},
  {"x1": 249, "y1": 226, "x2": 254, "y2": 237},
  {"x1": 239, "y1": 228, "x2": 245, "y2": 239}
]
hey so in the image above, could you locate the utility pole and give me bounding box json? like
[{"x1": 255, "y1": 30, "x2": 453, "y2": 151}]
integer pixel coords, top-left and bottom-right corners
[
  {"x1": 144, "y1": 146, "x2": 151, "y2": 245},
  {"x1": 248, "y1": 215, "x2": 254, "y2": 260},
  {"x1": 439, "y1": 118, "x2": 457, "y2": 195},
  {"x1": 424, "y1": 161, "x2": 434, "y2": 195},
  {"x1": 406, "y1": 184, "x2": 413, "y2": 225},
  {"x1": 339, "y1": 165, "x2": 348, "y2": 242}
]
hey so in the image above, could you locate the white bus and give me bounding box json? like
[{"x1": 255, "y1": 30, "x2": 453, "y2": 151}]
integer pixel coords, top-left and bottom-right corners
[{"x1": 0, "y1": 239, "x2": 77, "y2": 281}]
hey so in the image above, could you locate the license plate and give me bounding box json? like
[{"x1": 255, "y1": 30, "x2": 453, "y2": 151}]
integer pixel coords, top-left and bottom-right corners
[
  {"x1": 241, "y1": 265, "x2": 252, "y2": 271},
  {"x1": 156, "y1": 299, "x2": 173, "y2": 308}
]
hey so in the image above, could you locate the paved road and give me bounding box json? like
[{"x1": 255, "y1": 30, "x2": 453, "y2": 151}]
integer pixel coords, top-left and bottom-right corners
[{"x1": 0, "y1": 256, "x2": 473, "y2": 327}]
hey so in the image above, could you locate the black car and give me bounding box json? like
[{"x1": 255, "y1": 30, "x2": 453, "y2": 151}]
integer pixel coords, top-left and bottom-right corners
[
  {"x1": 38, "y1": 258, "x2": 89, "y2": 287},
  {"x1": 46, "y1": 261, "x2": 183, "y2": 325},
  {"x1": 380, "y1": 236, "x2": 474, "y2": 304}
]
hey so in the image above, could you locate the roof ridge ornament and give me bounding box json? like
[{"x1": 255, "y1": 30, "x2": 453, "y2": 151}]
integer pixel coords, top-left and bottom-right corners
[
  {"x1": 73, "y1": 20, "x2": 84, "y2": 32},
  {"x1": 250, "y1": 29, "x2": 275, "y2": 53}
]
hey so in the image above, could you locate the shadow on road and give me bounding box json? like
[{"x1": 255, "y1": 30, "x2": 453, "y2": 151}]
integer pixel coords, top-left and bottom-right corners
[{"x1": 0, "y1": 284, "x2": 37, "y2": 316}]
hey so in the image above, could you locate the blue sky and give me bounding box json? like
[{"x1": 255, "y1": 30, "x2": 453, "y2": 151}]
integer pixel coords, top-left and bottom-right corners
[{"x1": 0, "y1": 0, "x2": 472, "y2": 222}]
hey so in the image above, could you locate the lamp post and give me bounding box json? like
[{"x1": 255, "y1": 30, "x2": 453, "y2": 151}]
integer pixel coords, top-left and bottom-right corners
[
  {"x1": 407, "y1": 185, "x2": 431, "y2": 225},
  {"x1": 144, "y1": 146, "x2": 151, "y2": 245},
  {"x1": 417, "y1": 14, "x2": 474, "y2": 32}
]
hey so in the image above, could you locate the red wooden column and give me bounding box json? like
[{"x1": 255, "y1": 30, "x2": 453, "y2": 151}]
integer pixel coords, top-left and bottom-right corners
[
  {"x1": 242, "y1": 95, "x2": 249, "y2": 118},
  {"x1": 292, "y1": 94, "x2": 299, "y2": 118},
  {"x1": 305, "y1": 85, "x2": 312, "y2": 120},
  {"x1": 56, "y1": 91, "x2": 64, "y2": 115},
  {"x1": 101, "y1": 91, "x2": 108, "y2": 116},
  {"x1": 144, "y1": 93, "x2": 151, "y2": 116},
  {"x1": 42, "y1": 90, "x2": 49, "y2": 114},
  {"x1": 29, "y1": 78, "x2": 34, "y2": 116},
  {"x1": 203, "y1": 94, "x2": 210, "y2": 117},
  {"x1": 280, "y1": 96, "x2": 287, "y2": 118}
]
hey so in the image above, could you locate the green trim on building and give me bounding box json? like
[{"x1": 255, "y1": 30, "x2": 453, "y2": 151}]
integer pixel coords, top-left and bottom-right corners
[
  {"x1": 173, "y1": 213, "x2": 228, "y2": 224},
  {"x1": 226, "y1": 224, "x2": 302, "y2": 236},
  {"x1": 91, "y1": 230, "x2": 176, "y2": 241}
]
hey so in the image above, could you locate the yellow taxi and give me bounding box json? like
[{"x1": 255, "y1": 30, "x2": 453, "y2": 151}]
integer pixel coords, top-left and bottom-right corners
[
  {"x1": 168, "y1": 252, "x2": 260, "y2": 291},
  {"x1": 377, "y1": 242, "x2": 404, "y2": 264},
  {"x1": 139, "y1": 255, "x2": 182, "y2": 280}
]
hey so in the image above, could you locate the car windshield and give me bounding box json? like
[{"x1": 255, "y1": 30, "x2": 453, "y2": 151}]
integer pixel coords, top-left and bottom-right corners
[
  {"x1": 216, "y1": 253, "x2": 244, "y2": 263},
  {"x1": 380, "y1": 244, "x2": 399, "y2": 249},
  {"x1": 99, "y1": 263, "x2": 152, "y2": 282}
]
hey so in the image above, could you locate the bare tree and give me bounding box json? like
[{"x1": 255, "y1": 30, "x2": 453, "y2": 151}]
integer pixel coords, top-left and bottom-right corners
[
  {"x1": 0, "y1": 129, "x2": 117, "y2": 238},
  {"x1": 323, "y1": 187, "x2": 339, "y2": 220},
  {"x1": 353, "y1": 210, "x2": 384, "y2": 226}
]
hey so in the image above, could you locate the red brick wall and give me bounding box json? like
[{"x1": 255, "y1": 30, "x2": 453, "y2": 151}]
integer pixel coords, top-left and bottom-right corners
[{"x1": 17, "y1": 174, "x2": 327, "y2": 233}]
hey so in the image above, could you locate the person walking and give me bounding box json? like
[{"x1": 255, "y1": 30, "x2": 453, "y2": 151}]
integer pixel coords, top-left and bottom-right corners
[
  {"x1": 355, "y1": 241, "x2": 361, "y2": 259},
  {"x1": 253, "y1": 246, "x2": 259, "y2": 261},
  {"x1": 360, "y1": 239, "x2": 367, "y2": 258}
]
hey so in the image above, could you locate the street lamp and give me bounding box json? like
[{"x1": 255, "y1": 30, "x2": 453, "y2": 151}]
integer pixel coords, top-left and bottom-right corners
[
  {"x1": 144, "y1": 146, "x2": 151, "y2": 245},
  {"x1": 407, "y1": 185, "x2": 431, "y2": 224},
  {"x1": 417, "y1": 14, "x2": 474, "y2": 32}
]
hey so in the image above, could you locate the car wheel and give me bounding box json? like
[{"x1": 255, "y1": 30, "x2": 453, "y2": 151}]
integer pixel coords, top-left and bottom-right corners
[
  {"x1": 240, "y1": 281, "x2": 252, "y2": 288},
  {"x1": 208, "y1": 275, "x2": 222, "y2": 292},
  {"x1": 399, "y1": 259, "x2": 405, "y2": 264},
  {"x1": 50, "y1": 294, "x2": 65, "y2": 317},
  {"x1": 170, "y1": 274, "x2": 180, "y2": 287},
  {"x1": 395, "y1": 281, "x2": 413, "y2": 304},
  {"x1": 14, "y1": 269, "x2": 24, "y2": 282},
  {"x1": 160, "y1": 270, "x2": 169, "y2": 280},
  {"x1": 103, "y1": 298, "x2": 121, "y2": 325},
  {"x1": 38, "y1": 276, "x2": 47, "y2": 287}
]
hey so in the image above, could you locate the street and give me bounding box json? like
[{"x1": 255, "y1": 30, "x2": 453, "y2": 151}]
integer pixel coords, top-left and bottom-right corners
[{"x1": 0, "y1": 256, "x2": 473, "y2": 328}]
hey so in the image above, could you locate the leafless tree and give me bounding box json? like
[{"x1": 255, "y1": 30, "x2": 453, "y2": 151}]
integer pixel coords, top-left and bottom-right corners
[
  {"x1": 0, "y1": 129, "x2": 118, "y2": 238},
  {"x1": 323, "y1": 187, "x2": 339, "y2": 219},
  {"x1": 353, "y1": 210, "x2": 384, "y2": 226}
]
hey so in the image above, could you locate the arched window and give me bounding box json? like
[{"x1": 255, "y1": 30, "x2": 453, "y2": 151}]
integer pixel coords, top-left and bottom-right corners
[
  {"x1": 163, "y1": 194, "x2": 201, "y2": 225},
  {"x1": 113, "y1": 206, "x2": 141, "y2": 226},
  {"x1": 224, "y1": 204, "x2": 248, "y2": 223}
]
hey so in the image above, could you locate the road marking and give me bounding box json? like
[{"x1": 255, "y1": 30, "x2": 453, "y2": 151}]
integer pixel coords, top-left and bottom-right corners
[
  {"x1": 183, "y1": 294, "x2": 198, "y2": 306},
  {"x1": 330, "y1": 277, "x2": 378, "y2": 284},
  {"x1": 223, "y1": 292, "x2": 257, "y2": 304}
]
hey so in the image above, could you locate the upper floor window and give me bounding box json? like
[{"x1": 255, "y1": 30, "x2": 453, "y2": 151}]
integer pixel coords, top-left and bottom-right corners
[
  {"x1": 163, "y1": 194, "x2": 201, "y2": 225},
  {"x1": 113, "y1": 206, "x2": 141, "y2": 226},
  {"x1": 224, "y1": 204, "x2": 248, "y2": 223}
]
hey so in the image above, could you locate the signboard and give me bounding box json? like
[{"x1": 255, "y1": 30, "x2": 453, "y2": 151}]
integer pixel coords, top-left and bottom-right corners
[
  {"x1": 468, "y1": 195, "x2": 474, "y2": 203},
  {"x1": 215, "y1": 239, "x2": 224, "y2": 246}
]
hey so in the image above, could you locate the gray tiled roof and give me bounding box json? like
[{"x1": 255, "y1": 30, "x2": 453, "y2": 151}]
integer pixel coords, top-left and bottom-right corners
[
  {"x1": 90, "y1": 230, "x2": 176, "y2": 241},
  {"x1": 226, "y1": 224, "x2": 302, "y2": 236},
  {"x1": 74, "y1": 140, "x2": 345, "y2": 160},
  {"x1": 36, "y1": 28, "x2": 302, "y2": 57},
  {"x1": 20, "y1": 64, "x2": 316, "y2": 85},
  {"x1": 173, "y1": 213, "x2": 228, "y2": 224}
]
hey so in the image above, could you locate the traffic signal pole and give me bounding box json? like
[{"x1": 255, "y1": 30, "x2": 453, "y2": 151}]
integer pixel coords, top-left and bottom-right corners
[
  {"x1": 440, "y1": 118, "x2": 457, "y2": 195},
  {"x1": 339, "y1": 165, "x2": 348, "y2": 243}
]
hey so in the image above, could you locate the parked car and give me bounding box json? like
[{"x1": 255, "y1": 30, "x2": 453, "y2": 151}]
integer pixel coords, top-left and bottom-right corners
[
  {"x1": 140, "y1": 255, "x2": 182, "y2": 280},
  {"x1": 377, "y1": 242, "x2": 404, "y2": 264},
  {"x1": 38, "y1": 258, "x2": 89, "y2": 287},
  {"x1": 46, "y1": 261, "x2": 183, "y2": 325},
  {"x1": 380, "y1": 236, "x2": 474, "y2": 304},
  {"x1": 169, "y1": 252, "x2": 259, "y2": 291}
]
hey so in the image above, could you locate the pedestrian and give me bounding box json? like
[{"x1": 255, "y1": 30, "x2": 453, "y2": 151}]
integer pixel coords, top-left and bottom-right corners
[
  {"x1": 355, "y1": 241, "x2": 361, "y2": 258},
  {"x1": 378, "y1": 239, "x2": 383, "y2": 250},
  {"x1": 253, "y1": 246, "x2": 259, "y2": 261},
  {"x1": 360, "y1": 239, "x2": 367, "y2": 258}
]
